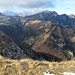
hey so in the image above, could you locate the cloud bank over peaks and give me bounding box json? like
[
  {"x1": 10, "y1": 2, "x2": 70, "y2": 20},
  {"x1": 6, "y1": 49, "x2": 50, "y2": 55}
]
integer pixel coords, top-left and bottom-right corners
[{"x1": 0, "y1": 0, "x2": 54, "y2": 9}]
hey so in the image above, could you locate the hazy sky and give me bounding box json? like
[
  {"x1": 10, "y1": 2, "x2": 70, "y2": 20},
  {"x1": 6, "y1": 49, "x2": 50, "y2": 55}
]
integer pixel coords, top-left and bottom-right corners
[{"x1": 0, "y1": 0, "x2": 75, "y2": 15}]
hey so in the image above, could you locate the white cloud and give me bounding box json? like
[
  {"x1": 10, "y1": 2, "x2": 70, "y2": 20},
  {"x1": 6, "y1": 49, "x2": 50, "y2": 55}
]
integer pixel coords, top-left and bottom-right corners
[
  {"x1": 0, "y1": 0, "x2": 54, "y2": 8},
  {"x1": 0, "y1": 0, "x2": 55, "y2": 13}
]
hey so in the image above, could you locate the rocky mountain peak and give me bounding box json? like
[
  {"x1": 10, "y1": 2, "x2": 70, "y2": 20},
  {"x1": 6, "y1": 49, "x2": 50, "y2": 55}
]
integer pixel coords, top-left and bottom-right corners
[
  {"x1": 39, "y1": 10, "x2": 58, "y2": 16},
  {"x1": 68, "y1": 14, "x2": 75, "y2": 18}
]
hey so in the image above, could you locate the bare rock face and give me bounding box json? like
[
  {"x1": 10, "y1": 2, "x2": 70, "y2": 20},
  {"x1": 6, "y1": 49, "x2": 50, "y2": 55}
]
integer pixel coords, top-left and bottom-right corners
[{"x1": 0, "y1": 30, "x2": 28, "y2": 59}]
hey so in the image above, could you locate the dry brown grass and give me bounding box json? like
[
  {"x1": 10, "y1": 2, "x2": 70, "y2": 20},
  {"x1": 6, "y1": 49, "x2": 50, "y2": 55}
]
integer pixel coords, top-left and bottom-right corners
[
  {"x1": 30, "y1": 20, "x2": 41, "y2": 24},
  {"x1": 0, "y1": 56, "x2": 75, "y2": 75},
  {"x1": 71, "y1": 36, "x2": 75, "y2": 42}
]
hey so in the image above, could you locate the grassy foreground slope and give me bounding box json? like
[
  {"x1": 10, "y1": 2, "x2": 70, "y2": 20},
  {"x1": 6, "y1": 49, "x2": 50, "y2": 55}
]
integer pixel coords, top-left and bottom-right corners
[{"x1": 0, "y1": 56, "x2": 75, "y2": 75}]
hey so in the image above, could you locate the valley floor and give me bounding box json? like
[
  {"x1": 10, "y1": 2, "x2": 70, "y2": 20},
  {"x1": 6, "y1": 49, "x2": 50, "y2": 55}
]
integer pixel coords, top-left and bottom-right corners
[{"x1": 0, "y1": 56, "x2": 75, "y2": 75}]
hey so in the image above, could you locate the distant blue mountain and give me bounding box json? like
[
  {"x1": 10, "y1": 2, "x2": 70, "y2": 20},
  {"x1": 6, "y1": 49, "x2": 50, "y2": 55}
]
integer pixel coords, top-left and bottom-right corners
[
  {"x1": 3, "y1": 11, "x2": 18, "y2": 16},
  {"x1": 3, "y1": 11, "x2": 31, "y2": 16}
]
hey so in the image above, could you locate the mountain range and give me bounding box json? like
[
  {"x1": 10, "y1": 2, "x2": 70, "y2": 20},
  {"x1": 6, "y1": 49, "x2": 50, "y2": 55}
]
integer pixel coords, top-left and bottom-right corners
[
  {"x1": 3, "y1": 11, "x2": 31, "y2": 16},
  {"x1": 0, "y1": 10, "x2": 75, "y2": 61}
]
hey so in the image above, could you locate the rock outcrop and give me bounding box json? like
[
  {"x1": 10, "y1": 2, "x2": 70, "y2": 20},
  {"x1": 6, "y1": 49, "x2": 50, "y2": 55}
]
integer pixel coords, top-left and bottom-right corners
[{"x1": 0, "y1": 30, "x2": 28, "y2": 59}]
